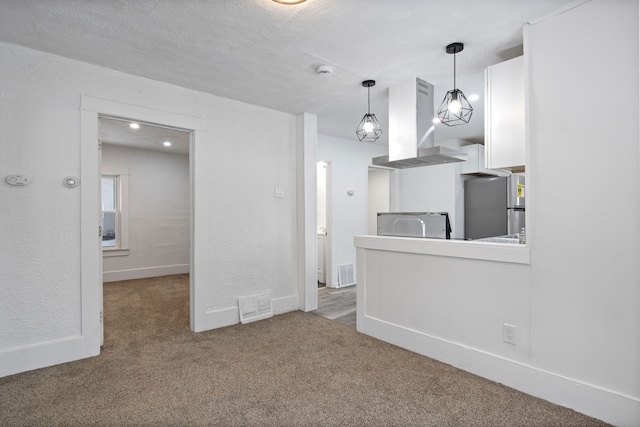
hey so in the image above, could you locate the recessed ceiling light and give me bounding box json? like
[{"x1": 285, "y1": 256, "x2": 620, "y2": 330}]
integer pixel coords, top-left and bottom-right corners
[
  {"x1": 468, "y1": 94, "x2": 480, "y2": 102},
  {"x1": 272, "y1": 0, "x2": 307, "y2": 4},
  {"x1": 129, "y1": 123, "x2": 140, "y2": 129},
  {"x1": 163, "y1": 141, "x2": 172, "y2": 147}
]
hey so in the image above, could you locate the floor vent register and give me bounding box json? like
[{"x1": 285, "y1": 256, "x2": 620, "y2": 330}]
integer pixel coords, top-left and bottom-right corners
[{"x1": 238, "y1": 291, "x2": 273, "y2": 324}]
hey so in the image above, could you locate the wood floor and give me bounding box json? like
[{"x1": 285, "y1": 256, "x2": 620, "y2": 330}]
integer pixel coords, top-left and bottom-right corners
[{"x1": 311, "y1": 285, "x2": 356, "y2": 329}]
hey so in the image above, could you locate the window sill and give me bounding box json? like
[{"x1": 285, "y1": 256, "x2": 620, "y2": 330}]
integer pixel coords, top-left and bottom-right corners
[{"x1": 102, "y1": 248, "x2": 130, "y2": 257}]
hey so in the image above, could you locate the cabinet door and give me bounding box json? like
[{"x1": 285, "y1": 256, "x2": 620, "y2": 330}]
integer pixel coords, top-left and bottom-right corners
[{"x1": 485, "y1": 56, "x2": 525, "y2": 170}]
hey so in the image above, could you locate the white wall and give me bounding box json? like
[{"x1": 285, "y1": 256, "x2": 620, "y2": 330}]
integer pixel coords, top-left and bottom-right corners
[
  {"x1": 317, "y1": 134, "x2": 387, "y2": 287},
  {"x1": 0, "y1": 41, "x2": 299, "y2": 374},
  {"x1": 101, "y1": 143, "x2": 190, "y2": 281},
  {"x1": 395, "y1": 139, "x2": 467, "y2": 238},
  {"x1": 396, "y1": 165, "x2": 460, "y2": 237},
  {"x1": 357, "y1": 1, "x2": 640, "y2": 425},
  {"x1": 367, "y1": 168, "x2": 390, "y2": 235},
  {"x1": 526, "y1": 0, "x2": 639, "y2": 413}
]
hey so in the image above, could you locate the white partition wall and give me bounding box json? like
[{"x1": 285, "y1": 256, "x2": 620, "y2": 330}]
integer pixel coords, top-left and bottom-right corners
[{"x1": 356, "y1": 1, "x2": 640, "y2": 425}]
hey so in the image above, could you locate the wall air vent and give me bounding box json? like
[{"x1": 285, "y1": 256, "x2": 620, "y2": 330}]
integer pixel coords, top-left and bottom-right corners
[
  {"x1": 338, "y1": 263, "x2": 355, "y2": 287},
  {"x1": 238, "y1": 290, "x2": 273, "y2": 324}
]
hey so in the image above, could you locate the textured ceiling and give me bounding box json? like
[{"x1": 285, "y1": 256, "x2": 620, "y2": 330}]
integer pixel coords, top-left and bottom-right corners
[{"x1": 0, "y1": 0, "x2": 579, "y2": 146}]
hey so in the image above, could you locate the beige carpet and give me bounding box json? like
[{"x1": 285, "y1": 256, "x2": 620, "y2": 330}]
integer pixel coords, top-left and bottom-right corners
[{"x1": 0, "y1": 275, "x2": 609, "y2": 426}]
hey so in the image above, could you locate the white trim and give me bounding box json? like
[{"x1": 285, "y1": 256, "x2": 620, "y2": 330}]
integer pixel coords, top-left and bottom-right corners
[
  {"x1": 80, "y1": 95, "x2": 208, "y2": 357},
  {"x1": 273, "y1": 294, "x2": 304, "y2": 316},
  {"x1": 102, "y1": 248, "x2": 130, "y2": 257},
  {"x1": 80, "y1": 108, "x2": 102, "y2": 359},
  {"x1": 359, "y1": 314, "x2": 640, "y2": 427},
  {"x1": 81, "y1": 96, "x2": 206, "y2": 131},
  {"x1": 0, "y1": 336, "x2": 98, "y2": 378},
  {"x1": 102, "y1": 166, "x2": 129, "y2": 175},
  {"x1": 103, "y1": 264, "x2": 190, "y2": 283},
  {"x1": 525, "y1": 0, "x2": 591, "y2": 25},
  {"x1": 189, "y1": 128, "x2": 208, "y2": 332},
  {"x1": 324, "y1": 161, "x2": 333, "y2": 289},
  {"x1": 296, "y1": 113, "x2": 318, "y2": 312}
]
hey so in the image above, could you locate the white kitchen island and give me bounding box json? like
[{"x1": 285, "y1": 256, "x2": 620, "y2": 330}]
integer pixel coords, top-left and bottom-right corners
[
  {"x1": 355, "y1": 235, "x2": 530, "y2": 353},
  {"x1": 354, "y1": 235, "x2": 537, "y2": 403},
  {"x1": 353, "y1": 233, "x2": 637, "y2": 424}
]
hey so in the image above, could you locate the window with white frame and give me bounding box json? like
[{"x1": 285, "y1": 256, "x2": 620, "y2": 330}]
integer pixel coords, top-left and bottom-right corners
[{"x1": 101, "y1": 168, "x2": 129, "y2": 255}]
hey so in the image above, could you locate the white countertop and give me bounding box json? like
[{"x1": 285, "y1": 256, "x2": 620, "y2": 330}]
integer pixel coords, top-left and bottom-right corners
[{"x1": 354, "y1": 235, "x2": 530, "y2": 264}]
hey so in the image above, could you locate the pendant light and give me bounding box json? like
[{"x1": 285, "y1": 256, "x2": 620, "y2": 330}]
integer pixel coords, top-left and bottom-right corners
[
  {"x1": 437, "y1": 42, "x2": 473, "y2": 126},
  {"x1": 355, "y1": 80, "x2": 382, "y2": 142}
]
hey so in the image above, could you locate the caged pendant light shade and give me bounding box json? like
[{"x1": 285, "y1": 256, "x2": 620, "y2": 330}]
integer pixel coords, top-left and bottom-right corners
[
  {"x1": 356, "y1": 80, "x2": 382, "y2": 142},
  {"x1": 437, "y1": 42, "x2": 473, "y2": 126}
]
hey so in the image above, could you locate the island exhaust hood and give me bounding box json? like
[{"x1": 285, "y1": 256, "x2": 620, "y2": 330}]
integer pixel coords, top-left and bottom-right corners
[{"x1": 372, "y1": 78, "x2": 466, "y2": 169}]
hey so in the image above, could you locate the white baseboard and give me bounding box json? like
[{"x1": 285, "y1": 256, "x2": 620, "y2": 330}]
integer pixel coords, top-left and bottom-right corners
[
  {"x1": 103, "y1": 264, "x2": 190, "y2": 282},
  {"x1": 359, "y1": 315, "x2": 640, "y2": 427},
  {"x1": 0, "y1": 336, "x2": 99, "y2": 378},
  {"x1": 195, "y1": 294, "x2": 300, "y2": 332}
]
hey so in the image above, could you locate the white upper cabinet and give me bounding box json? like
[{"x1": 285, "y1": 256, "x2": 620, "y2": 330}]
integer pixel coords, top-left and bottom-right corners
[
  {"x1": 459, "y1": 144, "x2": 510, "y2": 177},
  {"x1": 484, "y1": 56, "x2": 525, "y2": 170}
]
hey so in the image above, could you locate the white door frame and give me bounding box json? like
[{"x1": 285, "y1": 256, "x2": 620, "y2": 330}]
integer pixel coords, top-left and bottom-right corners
[
  {"x1": 80, "y1": 96, "x2": 208, "y2": 353},
  {"x1": 297, "y1": 113, "x2": 318, "y2": 312},
  {"x1": 321, "y1": 161, "x2": 333, "y2": 288}
]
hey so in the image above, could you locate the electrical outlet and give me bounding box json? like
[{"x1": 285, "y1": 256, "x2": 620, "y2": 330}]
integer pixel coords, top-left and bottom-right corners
[{"x1": 503, "y1": 323, "x2": 517, "y2": 345}]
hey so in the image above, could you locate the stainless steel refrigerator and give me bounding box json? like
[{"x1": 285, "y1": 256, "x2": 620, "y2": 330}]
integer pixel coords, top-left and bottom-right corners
[
  {"x1": 506, "y1": 175, "x2": 525, "y2": 235},
  {"x1": 464, "y1": 175, "x2": 525, "y2": 239}
]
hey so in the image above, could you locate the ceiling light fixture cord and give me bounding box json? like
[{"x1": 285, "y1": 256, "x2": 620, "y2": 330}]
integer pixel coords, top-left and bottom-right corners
[
  {"x1": 453, "y1": 49, "x2": 456, "y2": 89},
  {"x1": 355, "y1": 80, "x2": 382, "y2": 143}
]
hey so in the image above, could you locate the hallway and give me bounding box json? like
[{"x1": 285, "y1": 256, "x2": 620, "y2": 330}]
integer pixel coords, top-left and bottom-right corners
[{"x1": 312, "y1": 286, "x2": 356, "y2": 329}]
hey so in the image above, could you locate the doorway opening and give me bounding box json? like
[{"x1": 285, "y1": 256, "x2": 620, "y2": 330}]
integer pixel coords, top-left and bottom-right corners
[
  {"x1": 98, "y1": 116, "x2": 192, "y2": 343},
  {"x1": 316, "y1": 161, "x2": 328, "y2": 288},
  {"x1": 80, "y1": 96, "x2": 209, "y2": 358},
  {"x1": 313, "y1": 160, "x2": 356, "y2": 327}
]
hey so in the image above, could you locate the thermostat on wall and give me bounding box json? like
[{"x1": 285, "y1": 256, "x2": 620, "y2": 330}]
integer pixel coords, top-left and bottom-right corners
[{"x1": 6, "y1": 174, "x2": 31, "y2": 186}]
